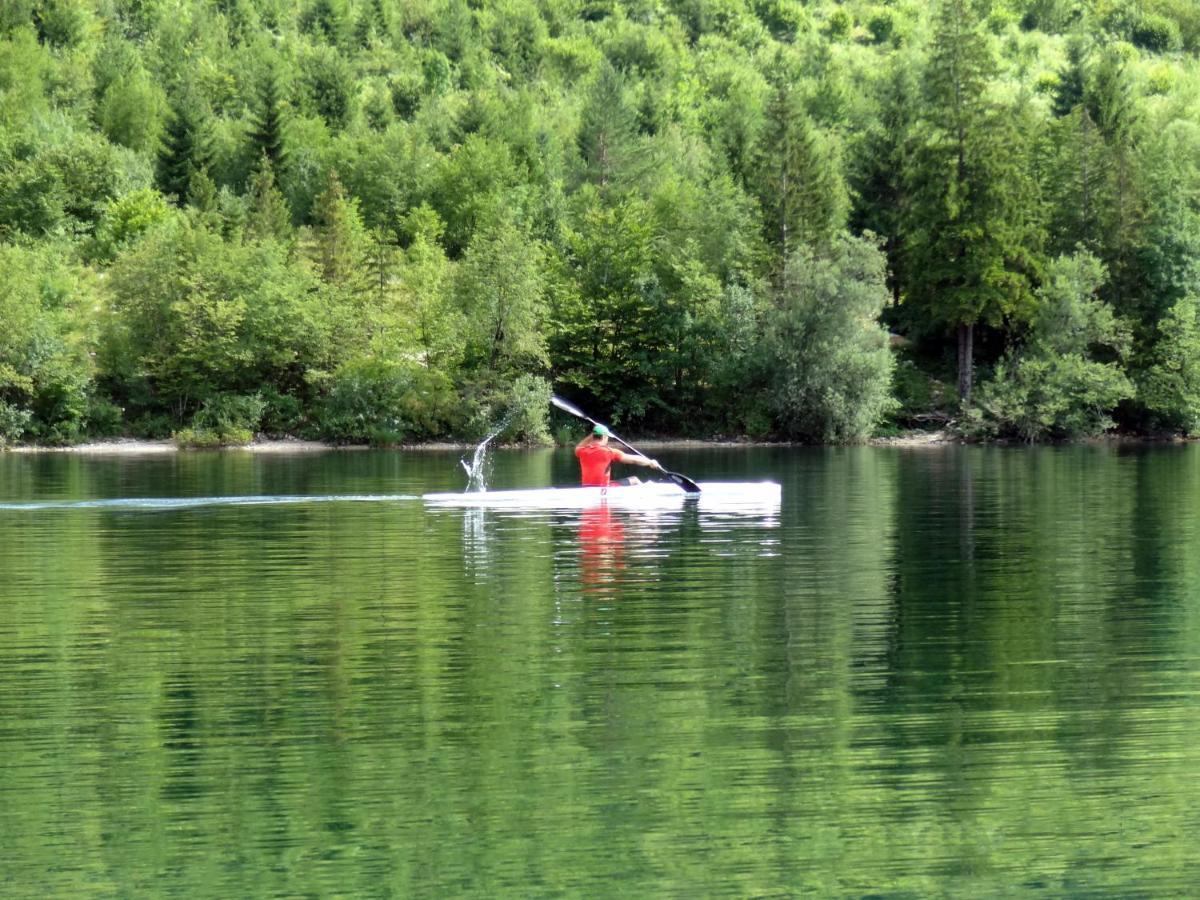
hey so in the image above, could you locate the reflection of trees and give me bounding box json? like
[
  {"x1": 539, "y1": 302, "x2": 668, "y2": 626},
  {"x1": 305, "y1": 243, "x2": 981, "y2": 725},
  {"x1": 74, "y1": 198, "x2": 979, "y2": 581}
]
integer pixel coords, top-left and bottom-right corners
[{"x1": 7, "y1": 448, "x2": 1200, "y2": 894}]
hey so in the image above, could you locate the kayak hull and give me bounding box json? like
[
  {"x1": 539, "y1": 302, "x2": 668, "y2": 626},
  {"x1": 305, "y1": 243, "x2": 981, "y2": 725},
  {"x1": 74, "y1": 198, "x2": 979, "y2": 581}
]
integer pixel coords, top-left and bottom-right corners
[{"x1": 422, "y1": 481, "x2": 780, "y2": 511}]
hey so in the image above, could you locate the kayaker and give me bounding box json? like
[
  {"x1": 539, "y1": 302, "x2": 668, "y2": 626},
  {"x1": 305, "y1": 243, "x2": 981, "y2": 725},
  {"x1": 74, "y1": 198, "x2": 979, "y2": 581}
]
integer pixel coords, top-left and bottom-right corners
[{"x1": 575, "y1": 424, "x2": 663, "y2": 486}]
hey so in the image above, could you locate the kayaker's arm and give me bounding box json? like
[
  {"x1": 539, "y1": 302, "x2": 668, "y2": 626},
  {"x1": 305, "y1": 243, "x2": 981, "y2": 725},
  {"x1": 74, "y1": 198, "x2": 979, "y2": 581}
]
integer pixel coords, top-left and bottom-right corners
[{"x1": 617, "y1": 451, "x2": 663, "y2": 471}]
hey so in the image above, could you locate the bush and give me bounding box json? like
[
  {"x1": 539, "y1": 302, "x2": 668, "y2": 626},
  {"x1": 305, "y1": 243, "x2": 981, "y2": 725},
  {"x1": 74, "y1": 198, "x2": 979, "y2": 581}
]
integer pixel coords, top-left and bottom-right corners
[
  {"x1": 0, "y1": 400, "x2": 31, "y2": 445},
  {"x1": 258, "y1": 386, "x2": 307, "y2": 437},
  {"x1": 0, "y1": 245, "x2": 95, "y2": 445},
  {"x1": 970, "y1": 354, "x2": 1133, "y2": 442},
  {"x1": 767, "y1": 235, "x2": 896, "y2": 442},
  {"x1": 1131, "y1": 13, "x2": 1182, "y2": 52},
  {"x1": 85, "y1": 396, "x2": 125, "y2": 437},
  {"x1": 173, "y1": 393, "x2": 265, "y2": 447},
  {"x1": 316, "y1": 358, "x2": 457, "y2": 444},
  {"x1": 457, "y1": 374, "x2": 553, "y2": 445},
  {"x1": 1137, "y1": 296, "x2": 1200, "y2": 433},
  {"x1": 866, "y1": 9, "x2": 894, "y2": 44},
  {"x1": 971, "y1": 253, "x2": 1133, "y2": 441},
  {"x1": 86, "y1": 188, "x2": 171, "y2": 264}
]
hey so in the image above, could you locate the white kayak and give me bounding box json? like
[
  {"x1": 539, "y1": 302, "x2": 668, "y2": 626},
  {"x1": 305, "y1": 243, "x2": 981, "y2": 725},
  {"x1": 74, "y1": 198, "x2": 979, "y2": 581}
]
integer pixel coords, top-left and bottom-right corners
[{"x1": 423, "y1": 481, "x2": 781, "y2": 511}]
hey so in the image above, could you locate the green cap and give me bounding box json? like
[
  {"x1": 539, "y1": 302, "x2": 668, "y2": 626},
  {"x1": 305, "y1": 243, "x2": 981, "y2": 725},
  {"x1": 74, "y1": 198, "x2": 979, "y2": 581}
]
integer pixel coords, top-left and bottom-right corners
[{"x1": 593, "y1": 424, "x2": 610, "y2": 437}]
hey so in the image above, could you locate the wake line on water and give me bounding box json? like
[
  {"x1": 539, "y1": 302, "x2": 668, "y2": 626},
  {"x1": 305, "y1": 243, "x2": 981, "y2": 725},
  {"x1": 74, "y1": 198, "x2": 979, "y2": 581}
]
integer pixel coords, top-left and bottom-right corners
[{"x1": 0, "y1": 494, "x2": 419, "y2": 511}]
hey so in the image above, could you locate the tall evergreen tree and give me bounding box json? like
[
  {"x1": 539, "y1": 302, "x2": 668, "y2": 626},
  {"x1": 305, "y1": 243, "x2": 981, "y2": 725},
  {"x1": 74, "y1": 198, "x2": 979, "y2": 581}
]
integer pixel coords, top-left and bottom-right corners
[
  {"x1": 246, "y1": 157, "x2": 292, "y2": 244},
  {"x1": 577, "y1": 63, "x2": 645, "y2": 197},
  {"x1": 1052, "y1": 39, "x2": 1089, "y2": 119},
  {"x1": 902, "y1": 0, "x2": 1042, "y2": 403},
  {"x1": 249, "y1": 65, "x2": 287, "y2": 172},
  {"x1": 1045, "y1": 105, "x2": 1106, "y2": 255},
  {"x1": 310, "y1": 170, "x2": 368, "y2": 289},
  {"x1": 362, "y1": 226, "x2": 401, "y2": 347},
  {"x1": 753, "y1": 81, "x2": 846, "y2": 271},
  {"x1": 1088, "y1": 51, "x2": 1145, "y2": 315},
  {"x1": 850, "y1": 53, "x2": 920, "y2": 304},
  {"x1": 157, "y1": 92, "x2": 213, "y2": 203}
]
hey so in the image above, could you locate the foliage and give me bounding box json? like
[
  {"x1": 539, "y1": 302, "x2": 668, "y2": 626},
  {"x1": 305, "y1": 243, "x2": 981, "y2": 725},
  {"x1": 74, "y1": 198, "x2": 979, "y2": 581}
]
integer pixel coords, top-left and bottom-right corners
[
  {"x1": 103, "y1": 215, "x2": 322, "y2": 425},
  {"x1": 767, "y1": 235, "x2": 896, "y2": 442},
  {"x1": 1137, "y1": 296, "x2": 1200, "y2": 434},
  {"x1": 972, "y1": 253, "x2": 1133, "y2": 441},
  {"x1": 456, "y1": 213, "x2": 547, "y2": 374},
  {"x1": 3, "y1": 0, "x2": 1200, "y2": 444},
  {"x1": 0, "y1": 243, "x2": 95, "y2": 444},
  {"x1": 174, "y1": 392, "x2": 266, "y2": 447},
  {"x1": 315, "y1": 357, "x2": 457, "y2": 444}
]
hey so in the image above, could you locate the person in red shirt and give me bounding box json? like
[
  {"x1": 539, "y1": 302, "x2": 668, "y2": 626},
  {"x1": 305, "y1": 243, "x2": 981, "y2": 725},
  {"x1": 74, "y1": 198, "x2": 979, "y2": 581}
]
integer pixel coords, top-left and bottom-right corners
[{"x1": 575, "y1": 424, "x2": 663, "y2": 486}]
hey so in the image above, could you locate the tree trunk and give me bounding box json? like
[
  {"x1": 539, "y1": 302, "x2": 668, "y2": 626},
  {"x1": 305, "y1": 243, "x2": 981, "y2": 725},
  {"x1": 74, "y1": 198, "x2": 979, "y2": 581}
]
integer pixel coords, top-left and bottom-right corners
[{"x1": 957, "y1": 321, "x2": 974, "y2": 404}]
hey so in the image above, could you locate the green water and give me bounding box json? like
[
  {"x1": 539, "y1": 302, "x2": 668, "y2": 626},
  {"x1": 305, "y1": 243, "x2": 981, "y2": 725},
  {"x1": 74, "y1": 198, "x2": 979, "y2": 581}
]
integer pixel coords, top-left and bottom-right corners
[{"x1": 2, "y1": 445, "x2": 1200, "y2": 896}]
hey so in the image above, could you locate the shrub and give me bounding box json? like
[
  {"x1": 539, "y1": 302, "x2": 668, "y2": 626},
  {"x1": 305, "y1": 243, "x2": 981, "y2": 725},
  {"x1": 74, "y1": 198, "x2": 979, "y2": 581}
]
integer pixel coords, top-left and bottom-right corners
[
  {"x1": 1131, "y1": 13, "x2": 1182, "y2": 52},
  {"x1": 86, "y1": 188, "x2": 171, "y2": 263},
  {"x1": 173, "y1": 393, "x2": 265, "y2": 447},
  {"x1": 767, "y1": 235, "x2": 896, "y2": 442},
  {"x1": 258, "y1": 386, "x2": 307, "y2": 437},
  {"x1": 866, "y1": 9, "x2": 894, "y2": 44},
  {"x1": 970, "y1": 354, "x2": 1133, "y2": 442},
  {"x1": 85, "y1": 396, "x2": 125, "y2": 437},
  {"x1": 0, "y1": 400, "x2": 31, "y2": 445},
  {"x1": 971, "y1": 253, "x2": 1133, "y2": 441},
  {"x1": 458, "y1": 374, "x2": 553, "y2": 446},
  {"x1": 0, "y1": 245, "x2": 95, "y2": 444},
  {"x1": 316, "y1": 358, "x2": 457, "y2": 444},
  {"x1": 1137, "y1": 296, "x2": 1200, "y2": 433}
]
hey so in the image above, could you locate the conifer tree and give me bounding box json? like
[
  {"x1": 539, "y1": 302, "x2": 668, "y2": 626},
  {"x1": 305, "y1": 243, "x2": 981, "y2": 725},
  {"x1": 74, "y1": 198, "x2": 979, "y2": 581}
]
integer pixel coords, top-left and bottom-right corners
[
  {"x1": 577, "y1": 63, "x2": 645, "y2": 196},
  {"x1": 249, "y1": 65, "x2": 287, "y2": 172},
  {"x1": 1088, "y1": 51, "x2": 1146, "y2": 314},
  {"x1": 753, "y1": 80, "x2": 847, "y2": 271},
  {"x1": 246, "y1": 157, "x2": 292, "y2": 244},
  {"x1": 157, "y1": 92, "x2": 213, "y2": 203},
  {"x1": 902, "y1": 0, "x2": 1042, "y2": 403},
  {"x1": 311, "y1": 170, "x2": 368, "y2": 290},
  {"x1": 362, "y1": 226, "x2": 401, "y2": 347}
]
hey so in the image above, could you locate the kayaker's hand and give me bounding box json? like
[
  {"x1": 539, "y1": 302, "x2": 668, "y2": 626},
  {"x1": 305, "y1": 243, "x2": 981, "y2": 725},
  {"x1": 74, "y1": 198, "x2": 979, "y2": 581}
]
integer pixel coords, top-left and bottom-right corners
[{"x1": 651, "y1": 459, "x2": 664, "y2": 471}]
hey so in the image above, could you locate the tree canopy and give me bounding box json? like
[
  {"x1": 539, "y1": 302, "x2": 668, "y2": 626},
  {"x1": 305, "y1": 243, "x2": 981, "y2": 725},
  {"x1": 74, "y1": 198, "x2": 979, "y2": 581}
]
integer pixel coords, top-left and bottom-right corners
[{"x1": 4, "y1": 0, "x2": 1200, "y2": 445}]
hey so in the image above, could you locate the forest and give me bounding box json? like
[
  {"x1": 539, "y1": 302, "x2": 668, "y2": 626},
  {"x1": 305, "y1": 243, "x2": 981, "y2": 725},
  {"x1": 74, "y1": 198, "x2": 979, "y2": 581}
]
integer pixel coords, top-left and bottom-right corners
[{"x1": 3, "y1": 0, "x2": 1200, "y2": 445}]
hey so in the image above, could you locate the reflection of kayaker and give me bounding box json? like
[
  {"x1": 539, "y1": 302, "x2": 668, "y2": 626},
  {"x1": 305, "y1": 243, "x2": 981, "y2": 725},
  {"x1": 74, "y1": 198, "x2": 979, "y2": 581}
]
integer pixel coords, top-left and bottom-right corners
[
  {"x1": 579, "y1": 505, "x2": 625, "y2": 586},
  {"x1": 575, "y1": 424, "x2": 662, "y2": 486}
]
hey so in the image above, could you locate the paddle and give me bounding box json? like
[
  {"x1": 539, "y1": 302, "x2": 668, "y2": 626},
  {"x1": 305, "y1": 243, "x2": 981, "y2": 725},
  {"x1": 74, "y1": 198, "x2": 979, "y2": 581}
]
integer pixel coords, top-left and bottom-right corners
[{"x1": 550, "y1": 395, "x2": 701, "y2": 494}]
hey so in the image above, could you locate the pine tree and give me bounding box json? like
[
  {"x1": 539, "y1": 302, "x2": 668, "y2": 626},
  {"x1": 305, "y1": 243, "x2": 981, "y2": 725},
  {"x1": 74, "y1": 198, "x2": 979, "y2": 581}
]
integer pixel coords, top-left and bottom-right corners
[
  {"x1": 1045, "y1": 105, "x2": 1106, "y2": 255},
  {"x1": 1088, "y1": 51, "x2": 1145, "y2": 314},
  {"x1": 362, "y1": 227, "x2": 403, "y2": 349},
  {"x1": 753, "y1": 81, "x2": 847, "y2": 271},
  {"x1": 1052, "y1": 39, "x2": 1089, "y2": 119},
  {"x1": 902, "y1": 0, "x2": 1042, "y2": 404},
  {"x1": 577, "y1": 63, "x2": 646, "y2": 196},
  {"x1": 311, "y1": 170, "x2": 368, "y2": 289},
  {"x1": 248, "y1": 65, "x2": 287, "y2": 172},
  {"x1": 157, "y1": 93, "x2": 213, "y2": 203},
  {"x1": 850, "y1": 54, "x2": 920, "y2": 305},
  {"x1": 246, "y1": 157, "x2": 292, "y2": 244}
]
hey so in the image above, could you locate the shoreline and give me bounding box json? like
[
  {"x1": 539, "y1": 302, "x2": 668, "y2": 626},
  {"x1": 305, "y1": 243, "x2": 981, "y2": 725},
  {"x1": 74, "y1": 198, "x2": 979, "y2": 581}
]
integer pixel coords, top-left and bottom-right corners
[
  {"x1": 4, "y1": 429, "x2": 1189, "y2": 455},
  {"x1": 1, "y1": 436, "x2": 802, "y2": 455},
  {"x1": 0, "y1": 432, "x2": 953, "y2": 454}
]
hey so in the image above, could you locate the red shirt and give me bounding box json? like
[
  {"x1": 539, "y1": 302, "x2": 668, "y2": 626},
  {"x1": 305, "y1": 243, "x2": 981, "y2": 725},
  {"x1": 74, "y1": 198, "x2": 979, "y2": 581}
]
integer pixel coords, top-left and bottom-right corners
[{"x1": 576, "y1": 444, "x2": 623, "y2": 486}]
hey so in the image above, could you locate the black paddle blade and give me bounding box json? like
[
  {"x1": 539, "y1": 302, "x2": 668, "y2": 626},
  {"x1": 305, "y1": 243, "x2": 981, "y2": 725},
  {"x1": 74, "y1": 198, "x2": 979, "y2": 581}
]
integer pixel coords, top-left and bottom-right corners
[{"x1": 665, "y1": 470, "x2": 701, "y2": 494}]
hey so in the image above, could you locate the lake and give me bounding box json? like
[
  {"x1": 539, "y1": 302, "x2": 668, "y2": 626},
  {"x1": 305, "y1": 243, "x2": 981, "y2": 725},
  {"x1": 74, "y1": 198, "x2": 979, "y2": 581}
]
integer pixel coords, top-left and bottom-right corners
[{"x1": 2, "y1": 444, "x2": 1199, "y2": 896}]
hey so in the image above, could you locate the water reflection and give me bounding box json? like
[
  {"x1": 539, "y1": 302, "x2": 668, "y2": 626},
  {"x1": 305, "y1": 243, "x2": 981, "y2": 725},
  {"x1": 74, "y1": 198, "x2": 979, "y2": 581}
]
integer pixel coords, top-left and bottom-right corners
[
  {"x1": 5, "y1": 446, "x2": 1200, "y2": 896},
  {"x1": 578, "y1": 505, "x2": 626, "y2": 591}
]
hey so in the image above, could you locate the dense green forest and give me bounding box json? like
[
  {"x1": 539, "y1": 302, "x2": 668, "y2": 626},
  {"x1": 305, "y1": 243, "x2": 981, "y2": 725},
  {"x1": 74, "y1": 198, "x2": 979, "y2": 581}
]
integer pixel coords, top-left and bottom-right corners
[{"x1": 2, "y1": 0, "x2": 1200, "y2": 445}]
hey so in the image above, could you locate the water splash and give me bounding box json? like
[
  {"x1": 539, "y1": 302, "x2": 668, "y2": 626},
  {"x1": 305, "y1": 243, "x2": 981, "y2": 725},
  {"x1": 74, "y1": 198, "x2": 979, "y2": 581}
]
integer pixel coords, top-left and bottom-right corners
[{"x1": 460, "y1": 418, "x2": 509, "y2": 493}]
